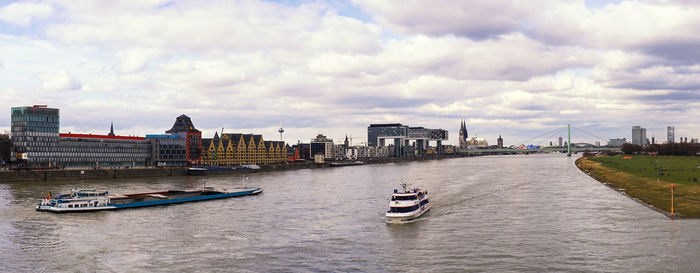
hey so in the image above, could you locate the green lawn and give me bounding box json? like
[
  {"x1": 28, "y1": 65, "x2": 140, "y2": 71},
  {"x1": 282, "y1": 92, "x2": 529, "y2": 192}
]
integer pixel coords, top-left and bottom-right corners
[
  {"x1": 581, "y1": 155, "x2": 700, "y2": 218},
  {"x1": 589, "y1": 155, "x2": 700, "y2": 186}
]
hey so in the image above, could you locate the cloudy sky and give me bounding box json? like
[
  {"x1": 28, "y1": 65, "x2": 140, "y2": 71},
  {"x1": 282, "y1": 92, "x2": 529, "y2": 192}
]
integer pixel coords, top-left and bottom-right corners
[{"x1": 1, "y1": 0, "x2": 699, "y2": 146}]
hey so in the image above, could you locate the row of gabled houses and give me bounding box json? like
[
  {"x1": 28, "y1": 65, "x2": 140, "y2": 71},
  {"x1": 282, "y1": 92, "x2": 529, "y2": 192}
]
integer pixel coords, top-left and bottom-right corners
[{"x1": 201, "y1": 132, "x2": 287, "y2": 166}]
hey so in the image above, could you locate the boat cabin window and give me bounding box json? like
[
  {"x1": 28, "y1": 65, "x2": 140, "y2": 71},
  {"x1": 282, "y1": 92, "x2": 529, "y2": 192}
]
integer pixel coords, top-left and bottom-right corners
[
  {"x1": 392, "y1": 195, "x2": 417, "y2": 201},
  {"x1": 389, "y1": 205, "x2": 419, "y2": 213}
]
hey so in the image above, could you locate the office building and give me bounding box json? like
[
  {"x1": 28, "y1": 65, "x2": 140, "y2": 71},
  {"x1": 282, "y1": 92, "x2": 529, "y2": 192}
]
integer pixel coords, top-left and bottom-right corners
[
  {"x1": 55, "y1": 133, "x2": 151, "y2": 168},
  {"x1": 667, "y1": 126, "x2": 675, "y2": 143},
  {"x1": 632, "y1": 126, "x2": 646, "y2": 146},
  {"x1": 332, "y1": 144, "x2": 346, "y2": 160},
  {"x1": 147, "y1": 134, "x2": 186, "y2": 166},
  {"x1": 607, "y1": 138, "x2": 626, "y2": 147},
  {"x1": 10, "y1": 105, "x2": 60, "y2": 163},
  {"x1": 368, "y1": 123, "x2": 448, "y2": 157},
  {"x1": 10, "y1": 105, "x2": 154, "y2": 168},
  {"x1": 310, "y1": 134, "x2": 334, "y2": 159}
]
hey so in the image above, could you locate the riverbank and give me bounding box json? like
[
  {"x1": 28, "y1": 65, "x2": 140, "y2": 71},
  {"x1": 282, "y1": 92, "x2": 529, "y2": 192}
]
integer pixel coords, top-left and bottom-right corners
[
  {"x1": 0, "y1": 154, "x2": 465, "y2": 182},
  {"x1": 577, "y1": 155, "x2": 700, "y2": 219}
]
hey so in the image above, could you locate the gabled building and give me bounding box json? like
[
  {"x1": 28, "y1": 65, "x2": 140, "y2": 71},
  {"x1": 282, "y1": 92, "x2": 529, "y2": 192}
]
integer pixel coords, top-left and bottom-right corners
[
  {"x1": 287, "y1": 144, "x2": 301, "y2": 162},
  {"x1": 166, "y1": 115, "x2": 202, "y2": 165},
  {"x1": 201, "y1": 131, "x2": 286, "y2": 166}
]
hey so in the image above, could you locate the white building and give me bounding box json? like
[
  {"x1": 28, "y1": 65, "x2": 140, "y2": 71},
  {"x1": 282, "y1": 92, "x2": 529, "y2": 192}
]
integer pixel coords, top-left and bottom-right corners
[
  {"x1": 346, "y1": 147, "x2": 358, "y2": 160},
  {"x1": 632, "y1": 126, "x2": 646, "y2": 146},
  {"x1": 332, "y1": 144, "x2": 346, "y2": 160},
  {"x1": 355, "y1": 146, "x2": 390, "y2": 159},
  {"x1": 607, "y1": 138, "x2": 627, "y2": 147}
]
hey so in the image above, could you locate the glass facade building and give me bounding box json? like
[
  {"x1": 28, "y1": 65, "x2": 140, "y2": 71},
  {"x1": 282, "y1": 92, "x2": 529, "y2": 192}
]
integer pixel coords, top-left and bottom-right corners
[
  {"x1": 367, "y1": 124, "x2": 408, "y2": 147},
  {"x1": 11, "y1": 105, "x2": 151, "y2": 168},
  {"x1": 10, "y1": 106, "x2": 60, "y2": 164},
  {"x1": 632, "y1": 126, "x2": 647, "y2": 146},
  {"x1": 147, "y1": 134, "x2": 186, "y2": 166},
  {"x1": 56, "y1": 134, "x2": 151, "y2": 168}
]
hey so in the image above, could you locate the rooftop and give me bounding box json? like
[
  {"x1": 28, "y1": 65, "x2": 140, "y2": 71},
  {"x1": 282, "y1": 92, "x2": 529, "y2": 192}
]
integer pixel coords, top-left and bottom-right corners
[
  {"x1": 166, "y1": 114, "x2": 200, "y2": 133},
  {"x1": 369, "y1": 123, "x2": 404, "y2": 127},
  {"x1": 60, "y1": 133, "x2": 145, "y2": 140}
]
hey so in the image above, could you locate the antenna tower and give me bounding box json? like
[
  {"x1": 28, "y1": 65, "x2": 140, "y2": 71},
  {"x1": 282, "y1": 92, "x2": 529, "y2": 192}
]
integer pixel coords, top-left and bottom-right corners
[{"x1": 278, "y1": 122, "x2": 284, "y2": 141}]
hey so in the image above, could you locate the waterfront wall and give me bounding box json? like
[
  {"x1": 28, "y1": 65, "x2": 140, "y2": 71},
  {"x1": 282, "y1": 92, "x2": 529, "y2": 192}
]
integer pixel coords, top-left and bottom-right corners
[
  {"x1": 0, "y1": 154, "x2": 469, "y2": 182},
  {"x1": 0, "y1": 168, "x2": 187, "y2": 182}
]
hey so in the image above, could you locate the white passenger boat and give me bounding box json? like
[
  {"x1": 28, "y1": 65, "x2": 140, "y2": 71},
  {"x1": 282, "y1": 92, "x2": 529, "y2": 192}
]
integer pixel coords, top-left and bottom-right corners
[{"x1": 386, "y1": 183, "x2": 430, "y2": 223}]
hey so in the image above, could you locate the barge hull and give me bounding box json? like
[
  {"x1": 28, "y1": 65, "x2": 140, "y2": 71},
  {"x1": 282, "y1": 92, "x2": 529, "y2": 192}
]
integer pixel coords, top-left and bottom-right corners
[
  {"x1": 112, "y1": 188, "x2": 262, "y2": 209},
  {"x1": 36, "y1": 188, "x2": 262, "y2": 213}
]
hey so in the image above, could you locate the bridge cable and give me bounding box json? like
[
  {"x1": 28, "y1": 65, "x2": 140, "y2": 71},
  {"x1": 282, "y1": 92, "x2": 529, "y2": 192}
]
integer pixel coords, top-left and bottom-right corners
[
  {"x1": 513, "y1": 127, "x2": 565, "y2": 145},
  {"x1": 543, "y1": 127, "x2": 567, "y2": 146},
  {"x1": 528, "y1": 127, "x2": 567, "y2": 146},
  {"x1": 572, "y1": 127, "x2": 609, "y2": 143}
]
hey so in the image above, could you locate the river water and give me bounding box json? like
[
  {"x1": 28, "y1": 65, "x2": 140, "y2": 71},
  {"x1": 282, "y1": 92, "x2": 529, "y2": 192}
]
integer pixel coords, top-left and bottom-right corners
[{"x1": 1, "y1": 154, "x2": 699, "y2": 272}]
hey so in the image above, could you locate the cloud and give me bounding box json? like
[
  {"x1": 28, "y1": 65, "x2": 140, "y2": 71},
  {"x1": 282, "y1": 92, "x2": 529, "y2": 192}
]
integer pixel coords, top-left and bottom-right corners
[
  {"x1": 352, "y1": 0, "x2": 548, "y2": 39},
  {"x1": 45, "y1": 0, "x2": 372, "y2": 55},
  {"x1": 0, "y1": 0, "x2": 699, "y2": 145},
  {"x1": 0, "y1": 1, "x2": 54, "y2": 26},
  {"x1": 116, "y1": 47, "x2": 164, "y2": 73},
  {"x1": 39, "y1": 70, "x2": 81, "y2": 92},
  {"x1": 596, "y1": 65, "x2": 700, "y2": 91}
]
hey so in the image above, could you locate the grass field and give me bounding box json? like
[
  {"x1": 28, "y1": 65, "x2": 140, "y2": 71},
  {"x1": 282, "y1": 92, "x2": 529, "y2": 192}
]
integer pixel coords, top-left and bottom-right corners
[{"x1": 578, "y1": 155, "x2": 700, "y2": 218}]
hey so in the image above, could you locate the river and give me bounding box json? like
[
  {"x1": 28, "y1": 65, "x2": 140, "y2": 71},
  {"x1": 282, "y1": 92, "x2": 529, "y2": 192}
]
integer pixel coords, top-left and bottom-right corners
[{"x1": 1, "y1": 153, "x2": 699, "y2": 272}]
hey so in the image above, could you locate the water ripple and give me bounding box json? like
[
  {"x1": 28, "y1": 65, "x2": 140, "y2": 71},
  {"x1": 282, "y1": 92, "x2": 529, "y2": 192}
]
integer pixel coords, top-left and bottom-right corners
[{"x1": 1, "y1": 154, "x2": 700, "y2": 272}]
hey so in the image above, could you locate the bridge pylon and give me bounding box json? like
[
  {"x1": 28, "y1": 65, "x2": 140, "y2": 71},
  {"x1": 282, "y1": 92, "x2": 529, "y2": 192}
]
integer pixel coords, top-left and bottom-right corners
[{"x1": 567, "y1": 124, "x2": 571, "y2": 157}]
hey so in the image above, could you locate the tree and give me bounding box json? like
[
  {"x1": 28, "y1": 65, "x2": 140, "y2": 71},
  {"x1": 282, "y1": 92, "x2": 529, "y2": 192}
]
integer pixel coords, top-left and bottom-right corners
[
  {"x1": 0, "y1": 135, "x2": 10, "y2": 165},
  {"x1": 621, "y1": 143, "x2": 642, "y2": 154}
]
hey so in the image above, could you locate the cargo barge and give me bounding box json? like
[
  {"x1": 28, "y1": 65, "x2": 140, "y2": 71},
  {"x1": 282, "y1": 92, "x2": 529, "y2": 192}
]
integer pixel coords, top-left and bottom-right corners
[{"x1": 36, "y1": 187, "x2": 262, "y2": 213}]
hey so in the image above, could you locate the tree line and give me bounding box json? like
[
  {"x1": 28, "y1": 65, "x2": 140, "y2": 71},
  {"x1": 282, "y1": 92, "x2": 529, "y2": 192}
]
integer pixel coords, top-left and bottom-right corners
[
  {"x1": 0, "y1": 135, "x2": 10, "y2": 165},
  {"x1": 621, "y1": 142, "x2": 700, "y2": 156}
]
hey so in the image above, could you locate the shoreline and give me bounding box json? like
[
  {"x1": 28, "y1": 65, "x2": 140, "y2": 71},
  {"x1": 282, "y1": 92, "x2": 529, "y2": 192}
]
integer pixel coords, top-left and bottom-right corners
[
  {"x1": 575, "y1": 156, "x2": 698, "y2": 219},
  {"x1": 0, "y1": 153, "x2": 472, "y2": 183}
]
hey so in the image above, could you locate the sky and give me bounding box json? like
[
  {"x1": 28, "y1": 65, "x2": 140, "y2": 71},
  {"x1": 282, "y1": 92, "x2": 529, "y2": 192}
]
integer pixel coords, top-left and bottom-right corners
[{"x1": 1, "y1": 0, "x2": 699, "y2": 146}]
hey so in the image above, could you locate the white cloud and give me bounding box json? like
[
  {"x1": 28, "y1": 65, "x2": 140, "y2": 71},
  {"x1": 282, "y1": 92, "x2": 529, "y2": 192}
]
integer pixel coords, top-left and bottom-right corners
[
  {"x1": 0, "y1": 0, "x2": 699, "y2": 144},
  {"x1": 39, "y1": 70, "x2": 81, "y2": 92},
  {"x1": 0, "y1": 1, "x2": 53, "y2": 26},
  {"x1": 116, "y1": 47, "x2": 163, "y2": 73},
  {"x1": 352, "y1": 0, "x2": 548, "y2": 39}
]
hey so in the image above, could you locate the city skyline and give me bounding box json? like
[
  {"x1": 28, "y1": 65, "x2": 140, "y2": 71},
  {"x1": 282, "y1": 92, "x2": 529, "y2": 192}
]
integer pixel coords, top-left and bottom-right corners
[{"x1": 1, "y1": 0, "x2": 699, "y2": 145}]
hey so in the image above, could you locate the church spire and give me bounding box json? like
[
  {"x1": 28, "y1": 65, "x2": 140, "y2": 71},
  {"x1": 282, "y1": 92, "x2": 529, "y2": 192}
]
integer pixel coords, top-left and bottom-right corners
[{"x1": 108, "y1": 121, "x2": 115, "y2": 136}]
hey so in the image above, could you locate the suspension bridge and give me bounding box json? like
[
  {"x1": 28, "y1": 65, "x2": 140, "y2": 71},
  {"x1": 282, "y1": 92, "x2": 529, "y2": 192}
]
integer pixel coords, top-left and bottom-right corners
[{"x1": 459, "y1": 124, "x2": 621, "y2": 156}]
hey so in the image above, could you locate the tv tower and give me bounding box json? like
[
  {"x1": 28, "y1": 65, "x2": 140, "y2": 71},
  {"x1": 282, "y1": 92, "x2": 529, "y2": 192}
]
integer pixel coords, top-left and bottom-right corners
[{"x1": 278, "y1": 122, "x2": 284, "y2": 141}]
